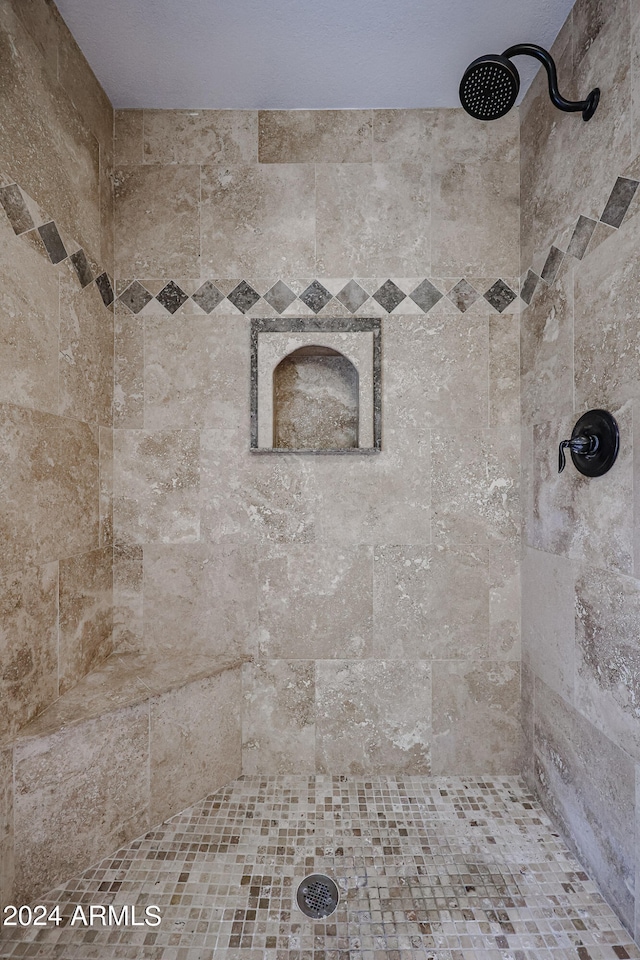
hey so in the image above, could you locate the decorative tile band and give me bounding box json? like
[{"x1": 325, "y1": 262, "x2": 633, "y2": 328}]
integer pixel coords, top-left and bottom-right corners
[
  {"x1": 0, "y1": 180, "x2": 114, "y2": 308},
  {"x1": 115, "y1": 275, "x2": 520, "y2": 318},
  {"x1": 521, "y1": 174, "x2": 640, "y2": 306}
]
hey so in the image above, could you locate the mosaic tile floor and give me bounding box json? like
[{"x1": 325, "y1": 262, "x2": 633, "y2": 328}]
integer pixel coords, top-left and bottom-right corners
[{"x1": 2, "y1": 776, "x2": 638, "y2": 959}]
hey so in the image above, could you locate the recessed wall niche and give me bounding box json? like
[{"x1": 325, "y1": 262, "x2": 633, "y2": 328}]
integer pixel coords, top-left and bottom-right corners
[{"x1": 250, "y1": 318, "x2": 381, "y2": 454}]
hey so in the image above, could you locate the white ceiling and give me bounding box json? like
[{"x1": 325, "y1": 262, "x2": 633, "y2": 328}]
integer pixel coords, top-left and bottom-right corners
[{"x1": 55, "y1": 0, "x2": 574, "y2": 110}]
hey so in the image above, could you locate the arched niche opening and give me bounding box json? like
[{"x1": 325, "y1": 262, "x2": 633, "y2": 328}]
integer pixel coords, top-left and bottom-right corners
[{"x1": 273, "y1": 345, "x2": 359, "y2": 450}]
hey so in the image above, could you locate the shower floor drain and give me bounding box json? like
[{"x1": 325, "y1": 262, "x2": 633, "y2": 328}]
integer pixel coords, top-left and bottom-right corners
[{"x1": 296, "y1": 874, "x2": 339, "y2": 919}]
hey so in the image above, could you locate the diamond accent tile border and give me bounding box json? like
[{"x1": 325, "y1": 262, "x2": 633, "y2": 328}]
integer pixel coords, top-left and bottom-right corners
[
  {"x1": 522, "y1": 171, "x2": 640, "y2": 307},
  {"x1": 2, "y1": 775, "x2": 638, "y2": 960},
  {"x1": 0, "y1": 178, "x2": 116, "y2": 309},
  {"x1": 112, "y1": 276, "x2": 523, "y2": 318}
]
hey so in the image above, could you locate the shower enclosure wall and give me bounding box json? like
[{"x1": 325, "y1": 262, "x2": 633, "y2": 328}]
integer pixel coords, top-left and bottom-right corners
[{"x1": 0, "y1": 0, "x2": 638, "y2": 946}]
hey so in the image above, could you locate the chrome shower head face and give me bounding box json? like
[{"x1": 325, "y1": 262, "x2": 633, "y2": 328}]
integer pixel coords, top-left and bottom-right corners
[{"x1": 459, "y1": 54, "x2": 520, "y2": 120}]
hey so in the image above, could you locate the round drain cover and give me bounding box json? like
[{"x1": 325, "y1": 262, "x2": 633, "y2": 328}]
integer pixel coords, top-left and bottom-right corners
[{"x1": 296, "y1": 874, "x2": 339, "y2": 919}]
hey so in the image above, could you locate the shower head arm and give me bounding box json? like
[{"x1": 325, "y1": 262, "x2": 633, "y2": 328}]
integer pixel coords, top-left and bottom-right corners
[{"x1": 502, "y1": 43, "x2": 599, "y2": 120}]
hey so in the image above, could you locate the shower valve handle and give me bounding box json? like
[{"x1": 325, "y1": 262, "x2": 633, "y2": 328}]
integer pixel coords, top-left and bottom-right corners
[{"x1": 558, "y1": 434, "x2": 599, "y2": 473}]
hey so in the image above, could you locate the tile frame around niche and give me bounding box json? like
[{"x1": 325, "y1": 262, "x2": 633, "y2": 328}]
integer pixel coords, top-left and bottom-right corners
[{"x1": 250, "y1": 317, "x2": 382, "y2": 455}]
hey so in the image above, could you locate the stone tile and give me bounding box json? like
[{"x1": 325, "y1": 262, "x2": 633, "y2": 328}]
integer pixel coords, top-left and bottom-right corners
[
  {"x1": 484, "y1": 279, "x2": 516, "y2": 313},
  {"x1": 432, "y1": 660, "x2": 521, "y2": 775},
  {"x1": 521, "y1": 661, "x2": 535, "y2": 789},
  {"x1": 531, "y1": 406, "x2": 633, "y2": 575},
  {"x1": 56, "y1": 25, "x2": 113, "y2": 153},
  {"x1": 144, "y1": 313, "x2": 248, "y2": 431},
  {"x1": 144, "y1": 543, "x2": 258, "y2": 660},
  {"x1": 521, "y1": 260, "x2": 574, "y2": 426},
  {"x1": 431, "y1": 426, "x2": 520, "y2": 548},
  {"x1": 37, "y1": 219, "x2": 67, "y2": 264},
  {"x1": 155, "y1": 279, "x2": 188, "y2": 314},
  {"x1": 567, "y1": 214, "x2": 598, "y2": 259},
  {"x1": 13, "y1": 704, "x2": 149, "y2": 903},
  {"x1": 99, "y1": 427, "x2": 113, "y2": 547},
  {"x1": 489, "y1": 313, "x2": 520, "y2": 427},
  {"x1": 521, "y1": 547, "x2": 576, "y2": 702},
  {"x1": 69, "y1": 247, "x2": 93, "y2": 287},
  {"x1": 242, "y1": 660, "x2": 315, "y2": 775},
  {"x1": 575, "y1": 564, "x2": 640, "y2": 761},
  {"x1": 200, "y1": 428, "x2": 320, "y2": 544},
  {"x1": 372, "y1": 109, "x2": 439, "y2": 162},
  {"x1": 0, "y1": 3, "x2": 102, "y2": 266},
  {"x1": 226, "y1": 279, "x2": 260, "y2": 313},
  {"x1": 600, "y1": 175, "x2": 639, "y2": 228},
  {"x1": 144, "y1": 109, "x2": 257, "y2": 164},
  {"x1": 520, "y1": 269, "x2": 539, "y2": 305},
  {"x1": 372, "y1": 279, "x2": 405, "y2": 313},
  {"x1": 258, "y1": 545, "x2": 373, "y2": 660},
  {"x1": 258, "y1": 110, "x2": 372, "y2": 163},
  {"x1": 0, "y1": 561, "x2": 58, "y2": 741},
  {"x1": 150, "y1": 670, "x2": 242, "y2": 824},
  {"x1": 115, "y1": 109, "x2": 143, "y2": 165},
  {"x1": 575, "y1": 213, "x2": 640, "y2": 411},
  {"x1": 311, "y1": 441, "x2": 431, "y2": 546},
  {"x1": 316, "y1": 162, "x2": 430, "y2": 276},
  {"x1": 12, "y1": 0, "x2": 62, "y2": 81},
  {"x1": 201, "y1": 163, "x2": 315, "y2": 275},
  {"x1": 0, "y1": 745, "x2": 13, "y2": 909},
  {"x1": 383, "y1": 313, "x2": 489, "y2": 429},
  {"x1": 0, "y1": 212, "x2": 59, "y2": 412},
  {"x1": 0, "y1": 182, "x2": 35, "y2": 235},
  {"x1": 58, "y1": 547, "x2": 113, "y2": 697},
  {"x1": 0, "y1": 405, "x2": 99, "y2": 575},
  {"x1": 534, "y1": 678, "x2": 636, "y2": 932},
  {"x1": 99, "y1": 156, "x2": 114, "y2": 277},
  {"x1": 59, "y1": 262, "x2": 113, "y2": 425},
  {"x1": 585, "y1": 218, "x2": 617, "y2": 258},
  {"x1": 113, "y1": 543, "x2": 143, "y2": 651},
  {"x1": 118, "y1": 278, "x2": 153, "y2": 314},
  {"x1": 432, "y1": 111, "x2": 519, "y2": 277},
  {"x1": 489, "y1": 540, "x2": 521, "y2": 662},
  {"x1": 373, "y1": 545, "x2": 492, "y2": 660},
  {"x1": 316, "y1": 660, "x2": 431, "y2": 775},
  {"x1": 409, "y1": 278, "x2": 442, "y2": 313},
  {"x1": 263, "y1": 279, "x2": 297, "y2": 314},
  {"x1": 114, "y1": 302, "x2": 144, "y2": 428},
  {"x1": 114, "y1": 164, "x2": 200, "y2": 276},
  {"x1": 299, "y1": 279, "x2": 333, "y2": 314},
  {"x1": 113, "y1": 428, "x2": 200, "y2": 545},
  {"x1": 446, "y1": 278, "x2": 478, "y2": 312},
  {"x1": 540, "y1": 245, "x2": 565, "y2": 284},
  {"x1": 522, "y1": 6, "x2": 632, "y2": 263},
  {"x1": 191, "y1": 279, "x2": 225, "y2": 313}
]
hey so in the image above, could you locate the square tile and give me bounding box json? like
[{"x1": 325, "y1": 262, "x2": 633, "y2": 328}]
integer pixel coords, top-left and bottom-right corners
[
  {"x1": 156, "y1": 280, "x2": 188, "y2": 314},
  {"x1": 372, "y1": 279, "x2": 406, "y2": 313},
  {"x1": 192, "y1": 279, "x2": 225, "y2": 313}
]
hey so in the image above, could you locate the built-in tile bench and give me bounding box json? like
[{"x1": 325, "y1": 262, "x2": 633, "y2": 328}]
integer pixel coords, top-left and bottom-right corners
[{"x1": 7, "y1": 651, "x2": 245, "y2": 903}]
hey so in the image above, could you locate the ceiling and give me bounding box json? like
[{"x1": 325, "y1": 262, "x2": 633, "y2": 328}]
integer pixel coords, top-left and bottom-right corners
[{"x1": 55, "y1": 0, "x2": 574, "y2": 110}]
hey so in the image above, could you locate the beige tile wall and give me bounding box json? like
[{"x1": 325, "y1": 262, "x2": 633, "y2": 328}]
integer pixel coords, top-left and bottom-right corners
[
  {"x1": 520, "y1": 0, "x2": 640, "y2": 938},
  {"x1": 112, "y1": 105, "x2": 522, "y2": 779},
  {"x1": 0, "y1": 0, "x2": 114, "y2": 909}
]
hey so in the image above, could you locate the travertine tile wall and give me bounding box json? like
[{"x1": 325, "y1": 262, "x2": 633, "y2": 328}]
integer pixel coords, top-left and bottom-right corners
[
  {"x1": 112, "y1": 107, "x2": 522, "y2": 779},
  {"x1": 520, "y1": 0, "x2": 640, "y2": 939},
  {"x1": 0, "y1": 0, "x2": 114, "y2": 908}
]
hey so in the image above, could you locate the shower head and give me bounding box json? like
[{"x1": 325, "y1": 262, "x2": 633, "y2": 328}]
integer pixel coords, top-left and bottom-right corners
[
  {"x1": 459, "y1": 43, "x2": 599, "y2": 122},
  {"x1": 459, "y1": 54, "x2": 520, "y2": 121}
]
